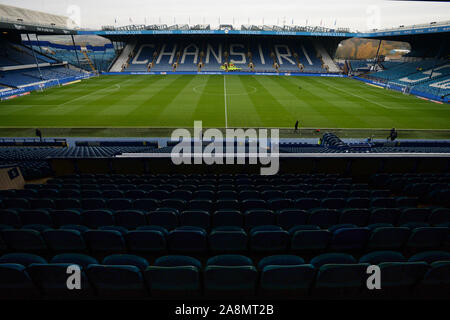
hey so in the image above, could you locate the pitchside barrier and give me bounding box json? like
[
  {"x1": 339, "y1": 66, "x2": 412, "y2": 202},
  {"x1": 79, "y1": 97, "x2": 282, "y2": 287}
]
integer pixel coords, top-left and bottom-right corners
[
  {"x1": 0, "y1": 73, "x2": 95, "y2": 100},
  {"x1": 102, "y1": 71, "x2": 346, "y2": 77}
]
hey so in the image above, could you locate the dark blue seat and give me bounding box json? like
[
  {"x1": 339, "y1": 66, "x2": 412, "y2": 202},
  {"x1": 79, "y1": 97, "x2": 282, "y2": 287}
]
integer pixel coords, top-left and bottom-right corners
[
  {"x1": 147, "y1": 211, "x2": 178, "y2": 230},
  {"x1": 276, "y1": 209, "x2": 308, "y2": 230},
  {"x1": 249, "y1": 226, "x2": 289, "y2": 252},
  {"x1": 179, "y1": 210, "x2": 211, "y2": 230},
  {"x1": 82, "y1": 210, "x2": 114, "y2": 228},
  {"x1": 204, "y1": 263, "x2": 257, "y2": 296},
  {"x1": 398, "y1": 208, "x2": 430, "y2": 226},
  {"x1": 0, "y1": 209, "x2": 21, "y2": 228},
  {"x1": 207, "y1": 254, "x2": 253, "y2": 267},
  {"x1": 108, "y1": 198, "x2": 133, "y2": 211},
  {"x1": 2, "y1": 229, "x2": 47, "y2": 252},
  {"x1": 346, "y1": 198, "x2": 370, "y2": 209},
  {"x1": 51, "y1": 253, "x2": 98, "y2": 269},
  {"x1": 133, "y1": 198, "x2": 158, "y2": 211},
  {"x1": 377, "y1": 262, "x2": 429, "y2": 296},
  {"x1": 54, "y1": 199, "x2": 82, "y2": 210},
  {"x1": 115, "y1": 210, "x2": 147, "y2": 229},
  {"x1": 20, "y1": 210, "x2": 53, "y2": 226},
  {"x1": 146, "y1": 255, "x2": 201, "y2": 296},
  {"x1": 310, "y1": 253, "x2": 356, "y2": 268},
  {"x1": 429, "y1": 208, "x2": 450, "y2": 226},
  {"x1": 0, "y1": 264, "x2": 39, "y2": 298},
  {"x1": 308, "y1": 209, "x2": 339, "y2": 229},
  {"x1": 84, "y1": 230, "x2": 127, "y2": 254},
  {"x1": 260, "y1": 265, "x2": 315, "y2": 297},
  {"x1": 3, "y1": 198, "x2": 29, "y2": 210},
  {"x1": 102, "y1": 254, "x2": 149, "y2": 270},
  {"x1": 417, "y1": 261, "x2": 450, "y2": 298},
  {"x1": 370, "y1": 197, "x2": 396, "y2": 208},
  {"x1": 42, "y1": 229, "x2": 86, "y2": 252},
  {"x1": 408, "y1": 251, "x2": 450, "y2": 264},
  {"x1": 321, "y1": 198, "x2": 346, "y2": 210},
  {"x1": 81, "y1": 198, "x2": 106, "y2": 210},
  {"x1": 367, "y1": 227, "x2": 410, "y2": 250},
  {"x1": 330, "y1": 227, "x2": 370, "y2": 251},
  {"x1": 87, "y1": 264, "x2": 147, "y2": 298},
  {"x1": 339, "y1": 209, "x2": 369, "y2": 227},
  {"x1": 257, "y1": 255, "x2": 305, "y2": 270},
  {"x1": 369, "y1": 208, "x2": 400, "y2": 225},
  {"x1": 291, "y1": 229, "x2": 331, "y2": 251},
  {"x1": 28, "y1": 263, "x2": 93, "y2": 298},
  {"x1": 359, "y1": 251, "x2": 406, "y2": 264},
  {"x1": 167, "y1": 227, "x2": 207, "y2": 253},
  {"x1": 244, "y1": 210, "x2": 276, "y2": 229},
  {"x1": 126, "y1": 230, "x2": 166, "y2": 253},
  {"x1": 241, "y1": 199, "x2": 266, "y2": 212},
  {"x1": 212, "y1": 210, "x2": 243, "y2": 228},
  {"x1": 0, "y1": 253, "x2": 47, "y2": 266},
  {"x1": 295, "y1": 198, "x2": 320, "y2": 210},
  {"x1": 406, "y1": 227, "x2": 448, "y2": 250},
  {"x1": 314, "y1": 263, "x2": 370, "y2": 297},
  {"x1": 209, "y1": 227, "x2": 248, "y2": 252}
]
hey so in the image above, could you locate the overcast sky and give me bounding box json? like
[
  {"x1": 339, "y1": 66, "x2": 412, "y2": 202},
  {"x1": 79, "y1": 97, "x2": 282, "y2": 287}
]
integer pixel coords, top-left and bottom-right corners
[{"x1": 1, "y1": 0, "x2": 449, "y2": 31}]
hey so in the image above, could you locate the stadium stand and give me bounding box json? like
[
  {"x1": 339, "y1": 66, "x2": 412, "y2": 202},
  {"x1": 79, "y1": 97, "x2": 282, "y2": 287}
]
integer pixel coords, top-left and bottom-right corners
[{"x1": 0, "y1": 169, "x2": 449, "y2": 299}]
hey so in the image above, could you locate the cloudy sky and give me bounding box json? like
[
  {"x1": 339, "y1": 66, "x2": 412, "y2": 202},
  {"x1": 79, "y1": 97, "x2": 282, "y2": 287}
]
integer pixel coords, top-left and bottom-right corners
[{"x1": 0, "y1": 0, "x2": 449, "y2": 31}]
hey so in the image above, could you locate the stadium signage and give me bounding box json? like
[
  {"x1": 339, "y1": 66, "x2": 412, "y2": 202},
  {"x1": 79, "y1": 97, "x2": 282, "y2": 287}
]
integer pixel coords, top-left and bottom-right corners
[{"x1": 170, "y1": 121, "x2": 280, "y2": 175}]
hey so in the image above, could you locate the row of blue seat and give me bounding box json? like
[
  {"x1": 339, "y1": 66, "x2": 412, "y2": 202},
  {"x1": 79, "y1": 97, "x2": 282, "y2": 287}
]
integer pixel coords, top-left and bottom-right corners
[
  {"x1": 1, "y1": 225, "x2": 448, "y2": 254},
  {"x1": 1, "y1": 207, "x2": 448, "y2": 229},
  {"x1": 1, "y1": 251, "x2": 449, "y2": 298},
  {"x1": 0, "y1": 197, "x2": 428, "y2": 212}
]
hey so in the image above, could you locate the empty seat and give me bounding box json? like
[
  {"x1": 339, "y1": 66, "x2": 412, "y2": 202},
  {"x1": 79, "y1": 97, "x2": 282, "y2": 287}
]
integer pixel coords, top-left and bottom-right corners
[
  {"x1": 81, "y1": 198, "x2": 106, "y2": 210},
  {"x1": 167, "y1": 227, "x2": 207, "y2": 253},
  {"x1": 0, "y1": 253, "x2": 47, "y2": 266},
  {"x1": 179, "y1": 210, "x2": 210, "y2": 230},
  {"x1": 108, "y1": 199, "x2": 133, "y2": 211},
  {"x1": 369, "y1": 208, "x2": 400, "y2": 225},
  {"x1": 406, "y1": 227, "x2": 448, "y2": 250},
  {"x1": 367, "y1": 227, "x2": 410, "y2": 250},
  {"x1": 417, "y1": 261, "x2": 450, "y2": 298},
  {"x1": 428, "y1": 208, "x2": 450, "y2": 226},
  {"x1": 377, "y1": 262, "x2": 429, "y2": 296},
  {"x1": 295, "y1": 198, "x2": 320, "y2": 210},
  {"x1": 0, "y1": 209, "x2": 21, "y2": 228},
  {"x1": 115, "y1": 210, "x2": 147, "y2": 229},
  {"x1": 359, "y1": 251, "x2": 406, "y2": 264},
  {"x1": 310, "y1": 253, "x2": 356, "y2": 268},
  {"x1": 276, "y1": 209, "x2": 308, "y2": 230},
  {"x1": 42, "y1": 229, "x2": 86, "y2": 252},
  {"x1": 330, "y1": 228, "x2": 370, "y2": 251},
  {"x1": 133, "y1": 199, "x2": 158, "y2": 211},
  {"x1": 102, "y1": 254, "x2": 149, "y2": 270},
  {"x1": 2, "y1": 229, "x2": 47, "y2": 252},
  {"x1": 398, "y1": 208, "x2": 430, "y2": 226},
  {"x1": 408, "y1": 251, "x2": 450, "y2": 264},
  {"x1": 308, "y1": 209, "x2": 339, "y2": 228},
  {"x1": 260, "y1": 265, "x2": 315, "y2": 297},
  {"x1": 51, "y1": 210, "x2": 82, "y2": 227},
  {"x1": 28, "y1": 263, "x2": 93, "y2": 298},
  {"x1": 339, "y1": 209, "x2": 369, "y2": 226},
  {"x1": 84, "y1": 230, "x2": 126, "y2": 254},
  {"x1": 244, "y1": 210, "x2": 276, "y2": 230},
  {"x1": 147, "y1": 211, "x2": 178, "y2": 230},
  {"x1": 87, "y1": 264, "x2": 147, "y2": 298},
  {"x1": 20, "y1": 210, "x2": 53, "y2": 226},
  {"x1": 257, "y1": 255, "x2": 305, "y2": 270},
  {"x1": 321, "y1": 198, "x2": 346, "y2": 210},
  {"x1": 126, "y1": 230, "x2": 166, "y2": 253},
  {"x1": 0, "y1": 264, "x2": 39, "y2": 299},
  {"x1": 249, "y1": 226, "x2": 289, "y2": 252},
  {"x1": 204, "y1": 262, "x2": 257, "y2": 296},
  {"x1": 212, "y1": 210, "x2": 243, "y2": 228},
  {"x1": 346, "y1": 198, "x2": 370, "y2": 209},
  {"x1": 314, "y1": 263, "x2": 370, "y2": 297},
  {"x1": 291, "y1": 229, "x2": 331, "y2": 251},
  {"x1": 209, "y1": 227, "x2": 248, "y2": 252},
  {"x1": 82, "y1": 210, "x2": 114, "y2": 228},
  {"x1": 51, "y1": 253, "x2": 98, "y2": 269}
]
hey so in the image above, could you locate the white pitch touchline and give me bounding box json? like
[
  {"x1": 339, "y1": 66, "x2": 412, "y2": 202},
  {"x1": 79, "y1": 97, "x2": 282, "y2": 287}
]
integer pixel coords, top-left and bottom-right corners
[
  {"x1": 224, "y1": 75, "x2": 228, "y2": 128},
  {"x1": 317, "y1": 79, "x2": 398, "y2": 110}
]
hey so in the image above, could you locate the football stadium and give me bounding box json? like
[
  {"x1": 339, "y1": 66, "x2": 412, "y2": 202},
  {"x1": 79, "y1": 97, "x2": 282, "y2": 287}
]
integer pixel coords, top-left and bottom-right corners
[{"x1": 0, "y1": 0, "x2": 449, "y2": 308}]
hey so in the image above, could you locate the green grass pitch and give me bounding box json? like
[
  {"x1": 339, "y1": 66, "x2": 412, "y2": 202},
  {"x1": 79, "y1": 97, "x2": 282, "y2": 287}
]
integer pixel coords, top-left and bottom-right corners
[{"x1": 0, "y1": 74, "x2": 449, "y2": 130}]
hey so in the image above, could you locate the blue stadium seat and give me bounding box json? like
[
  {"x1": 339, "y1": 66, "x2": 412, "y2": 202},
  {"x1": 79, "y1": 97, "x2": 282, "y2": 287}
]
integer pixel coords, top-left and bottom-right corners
[
  {"x1": 330, "y1": 227, "x2": 370, "y2": 251},
  {"x1": 179, "y1": 210, "x2": 211, "y2": 230},
  {"x1": 0, "y1": 253, "x2": 47, "y2": 266},
  {"x1": 408, "y1": 251, "x2": 450, "y2": 264},
  {"x1": 212, "y1": 210, "x2": 243, "y2": 228},
  {"x1": 416, "y1": 261, "x2": 450, "y2": 298},
  {"x1": 276, "y1": 209, "x2": 309, "y2": 230},
  {"x1": 406, "y1": 227, "x2": 448, "y2": 250},
  {"x1": 147, "y1": 211, "x2": 178, "y2": 230},
  {"x1": 209, "y1": 227, "x2": 248, "y2": 252},
  {"x1": 249, "y1": 226, "x2": 289, "y2": 252},
  {"x1": 51, "y1": 210, "x2": 82, "y2": 227},
  {"x1": 359, "y1": 251, "x2": 406, "y2": 264},
  {"x1": 0, "y1": 209, "x2": 22, "y2": 228},
  {"x1": 28, "y1": 263, "x2": 93, "y2": 298},
  {"x1": 82, "y1": 210, "x2": 114, "y2": 228},
  {"x1": 87, "y1": 264, "x2": 147, "y2": 298},
  {"x1": 145, "y1": 255, "x2": 201, "y2": 297},
  {"x1": 126, "y1": 230, "x2": 166, "y2": 253},
  {"x1": 367, "y1": 227, "x2": 410, "y2": 250},
  {"x1": 260, "y1": 264, "x2": 315, "y2": 297},
  {"x1": 291, "y1": 229, "x2": 331, "y2": 251},
  {"x1": 42, "y1": 229, "x2": 86, "y2": 252},
  {"x1": 20, "y1": 210, "x2": 53, "y2": 226},
  {"x1": 114, "y1": 210, "x2": 146, "y2": 229},
  {"x1": 102, "y1": 254, "x2": 149, "y2": 270},
  {"x1": 51, "y1": 253, "x2": 98, "y2": 269},
  {"x1": 2, "y1": 229, "x2": 47, "y2": 252},
  {"x1": 310, "y1": 253, "x2": 357, "y2": 268},
  {"x1": 369, "y1": 208, "x2": 400, "y2": 225},
  {"x1": 167, "y1": 227, "x2": 207, "y2": 253},
  {"x1": 84, "y1": 230, "x2": 126, "y2": 254},
  {"x1": 257, "y1": 255, "x2": 305, "y2": 270},
  {"x1": 308, "y1": 209, "x2": 340, "y2": 228},
  {"x1": 398, "y1": 208, "x2": 431, "y2": 225},
  {"x1": 0, "y1": 264, "x2": 39, "y2": 298},
  {"x1": 376, "y1": 262, "x2": 429, "y2": 297}
]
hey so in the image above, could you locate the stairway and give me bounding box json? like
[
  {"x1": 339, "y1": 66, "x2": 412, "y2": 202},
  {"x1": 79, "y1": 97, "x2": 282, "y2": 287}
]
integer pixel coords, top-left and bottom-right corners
[
  {"x1": 109, "y1": 41, "x2": 137, "y2": 72},
  {"x1": 81, "y1": 51, "x2": 96, "y2": 72},
  {"x1": 313, "y1": 41, "x2": 341, "y2": 73}
]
